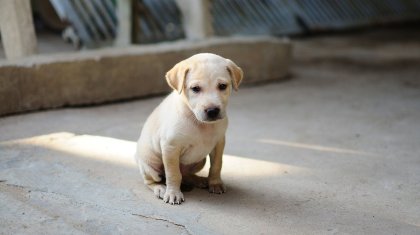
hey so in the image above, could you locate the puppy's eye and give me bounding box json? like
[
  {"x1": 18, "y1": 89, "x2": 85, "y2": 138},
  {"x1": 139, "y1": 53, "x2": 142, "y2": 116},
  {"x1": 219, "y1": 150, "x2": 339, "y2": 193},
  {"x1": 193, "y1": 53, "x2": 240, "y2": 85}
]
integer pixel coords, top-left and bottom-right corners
[
  {"x1": 218, "y1": 84, "x2": 227, "y2": 91},
  {"x1": 191, "y1": 86, "x2": 201, "y2": 93}
]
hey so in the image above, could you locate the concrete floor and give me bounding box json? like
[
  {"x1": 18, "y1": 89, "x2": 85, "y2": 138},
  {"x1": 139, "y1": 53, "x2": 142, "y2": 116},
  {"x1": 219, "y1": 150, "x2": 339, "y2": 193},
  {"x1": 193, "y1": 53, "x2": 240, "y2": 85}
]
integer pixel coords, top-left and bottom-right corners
[{"x1": 1, "y1": 28, "x2": 420, "y2": 234}]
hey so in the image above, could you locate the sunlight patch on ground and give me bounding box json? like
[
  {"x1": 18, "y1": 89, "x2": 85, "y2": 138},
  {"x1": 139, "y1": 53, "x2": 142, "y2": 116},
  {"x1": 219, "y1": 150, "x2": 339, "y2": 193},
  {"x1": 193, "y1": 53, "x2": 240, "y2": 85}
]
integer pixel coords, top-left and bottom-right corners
[
  {"x1": 2, "y1": 133, "x2": 307, "y2": 177},
  {"x1": 258, "y1": 138, "x2": 376, "y2": 156},
  {"x1": 217, "y1": 154, "x2": 307, "y2": 177},
  {"x1": 5, "y1": 132, "x2": 137, "y2": 168}
]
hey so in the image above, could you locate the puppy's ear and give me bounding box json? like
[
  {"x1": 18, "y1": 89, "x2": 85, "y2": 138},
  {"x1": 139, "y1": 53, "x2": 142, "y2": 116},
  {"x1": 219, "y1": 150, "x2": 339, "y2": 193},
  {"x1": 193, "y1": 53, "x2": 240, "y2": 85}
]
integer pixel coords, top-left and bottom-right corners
[
  {"x1": 226, "y1": 59, "x2": 243, "y2": 91},
  {"x1": 165, "y1": 61, "x2": 190, "y2": 94}
]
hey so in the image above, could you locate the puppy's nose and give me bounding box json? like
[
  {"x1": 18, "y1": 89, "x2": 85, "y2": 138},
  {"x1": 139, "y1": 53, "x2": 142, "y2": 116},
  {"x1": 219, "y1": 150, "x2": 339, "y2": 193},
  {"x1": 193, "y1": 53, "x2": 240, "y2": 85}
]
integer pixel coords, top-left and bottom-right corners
[{"x1": 205, "y1": 107, "x2": 220, "y2": 119}]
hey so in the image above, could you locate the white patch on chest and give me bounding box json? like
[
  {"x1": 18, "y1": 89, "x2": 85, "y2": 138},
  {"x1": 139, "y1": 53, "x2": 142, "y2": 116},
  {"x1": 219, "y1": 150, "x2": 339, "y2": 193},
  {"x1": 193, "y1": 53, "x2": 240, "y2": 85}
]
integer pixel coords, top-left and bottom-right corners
[{"x1": 179, "y1": 124, "x2": 223, "y2": 165}]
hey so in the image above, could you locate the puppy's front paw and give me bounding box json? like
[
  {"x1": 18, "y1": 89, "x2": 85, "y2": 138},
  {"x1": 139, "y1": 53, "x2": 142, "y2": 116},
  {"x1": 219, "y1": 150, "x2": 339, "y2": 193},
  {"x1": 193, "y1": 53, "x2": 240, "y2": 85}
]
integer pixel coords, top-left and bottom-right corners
[
  {"x1": 163, "y1": 190, "x2": 184, "y2": 205},
  {"x1": 209, "y1": 182, "x2": 226, "y2": 194}
]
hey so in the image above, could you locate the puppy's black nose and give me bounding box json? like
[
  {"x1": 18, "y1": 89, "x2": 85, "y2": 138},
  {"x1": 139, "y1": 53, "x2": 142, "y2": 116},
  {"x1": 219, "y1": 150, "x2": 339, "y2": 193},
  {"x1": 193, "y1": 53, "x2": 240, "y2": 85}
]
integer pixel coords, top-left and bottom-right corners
[{"x1": 205, "y1": 107, "x2": 220, "y2": 119}]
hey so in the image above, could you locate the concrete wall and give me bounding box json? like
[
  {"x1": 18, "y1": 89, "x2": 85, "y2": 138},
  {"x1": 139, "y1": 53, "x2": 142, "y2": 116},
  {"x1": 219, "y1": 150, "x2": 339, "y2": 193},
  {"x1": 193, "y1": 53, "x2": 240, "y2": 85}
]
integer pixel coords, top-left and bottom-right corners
[{"x1": 0, "y1": 37, "x2": 291, "y2": 116}]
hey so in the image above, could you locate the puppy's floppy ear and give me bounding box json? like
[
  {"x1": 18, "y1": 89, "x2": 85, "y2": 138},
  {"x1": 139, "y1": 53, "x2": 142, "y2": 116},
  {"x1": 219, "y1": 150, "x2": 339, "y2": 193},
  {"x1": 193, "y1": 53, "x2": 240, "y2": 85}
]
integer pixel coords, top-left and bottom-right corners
[
  {"x1": 226, "y1": 59, "x2": 243, "y2": 91},
  {"x1": 165, "y1": 61, "x2": 190, "y2": 94}
]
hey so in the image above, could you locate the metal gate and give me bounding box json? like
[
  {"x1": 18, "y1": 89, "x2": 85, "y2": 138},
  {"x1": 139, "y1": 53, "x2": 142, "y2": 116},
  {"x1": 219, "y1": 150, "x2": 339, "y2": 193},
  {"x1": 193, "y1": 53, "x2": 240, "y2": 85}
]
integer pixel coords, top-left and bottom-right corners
[{"x1": 50, "y1": 0, "x2": 420, "y2": 47}]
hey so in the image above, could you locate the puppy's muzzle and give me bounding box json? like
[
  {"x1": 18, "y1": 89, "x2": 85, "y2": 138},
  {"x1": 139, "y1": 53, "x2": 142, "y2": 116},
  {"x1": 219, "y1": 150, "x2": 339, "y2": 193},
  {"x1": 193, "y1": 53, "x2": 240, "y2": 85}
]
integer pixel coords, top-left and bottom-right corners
[{"x1": 205, "y1": 107, "x2": 221, "y2": 121}]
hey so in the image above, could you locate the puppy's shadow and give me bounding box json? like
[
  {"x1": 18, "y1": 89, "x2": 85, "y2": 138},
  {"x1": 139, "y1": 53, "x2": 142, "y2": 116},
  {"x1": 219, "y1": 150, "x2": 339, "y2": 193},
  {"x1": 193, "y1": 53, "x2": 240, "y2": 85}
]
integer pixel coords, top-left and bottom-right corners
[
  {"x1": 186, "y1": 183, "x2": 285, "y2": 207},
  {"x1": 186, "y1": 182, "x2": 309, "y2": 216},
  {"x1": 180, "y1": 183, "x2": 195, "y2": 192}
]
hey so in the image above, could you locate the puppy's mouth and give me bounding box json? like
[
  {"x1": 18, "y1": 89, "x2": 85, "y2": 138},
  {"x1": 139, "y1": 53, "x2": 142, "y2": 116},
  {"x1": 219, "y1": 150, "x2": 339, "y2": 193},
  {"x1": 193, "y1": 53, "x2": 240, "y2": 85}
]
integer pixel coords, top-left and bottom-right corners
[{"x1": 203, "y1": 116, "x2": 223, "y2": 123}]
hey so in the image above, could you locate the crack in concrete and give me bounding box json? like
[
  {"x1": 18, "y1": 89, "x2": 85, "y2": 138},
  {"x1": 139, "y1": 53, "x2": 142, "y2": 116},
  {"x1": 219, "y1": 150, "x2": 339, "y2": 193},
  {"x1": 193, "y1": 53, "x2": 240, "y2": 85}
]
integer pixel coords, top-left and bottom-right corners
[
  {"x1": 1, "y1": 181, "x2": 192, "y2": 234},
  {"x1": 2, "y1": 181, "x2": 35, "y2": 190},
  {"x1": 1, "y1": 181, "x2": 72, "y2": 199},
  {"x1": 132, "y1": 213, "x2": 192, "y2": 235}
]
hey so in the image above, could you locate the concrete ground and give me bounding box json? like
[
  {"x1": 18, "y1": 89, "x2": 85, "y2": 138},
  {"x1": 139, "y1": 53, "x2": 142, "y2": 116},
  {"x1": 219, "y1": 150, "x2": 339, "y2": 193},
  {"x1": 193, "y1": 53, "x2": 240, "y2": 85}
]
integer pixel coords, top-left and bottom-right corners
[{"x1": 1, "y1": 27, "x2": 420, "y2": 234}]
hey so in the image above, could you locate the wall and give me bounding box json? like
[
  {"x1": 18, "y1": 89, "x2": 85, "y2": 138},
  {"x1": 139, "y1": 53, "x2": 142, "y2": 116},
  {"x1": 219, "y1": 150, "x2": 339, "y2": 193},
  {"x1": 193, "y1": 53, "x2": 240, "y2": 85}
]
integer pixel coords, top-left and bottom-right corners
[{"x1": 0, "y1": 37, "x2": 291, "y2": 116}]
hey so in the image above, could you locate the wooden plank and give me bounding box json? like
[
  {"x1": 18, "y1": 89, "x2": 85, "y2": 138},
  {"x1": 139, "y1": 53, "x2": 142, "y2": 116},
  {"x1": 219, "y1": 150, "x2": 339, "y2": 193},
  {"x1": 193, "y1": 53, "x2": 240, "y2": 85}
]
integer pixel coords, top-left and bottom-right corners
[
  {"x1": 0, "y1": 0, "x2": 37, "y2": 59},
  {"x1": 175, "y1": 0, "x2": 213, "y2": 40},
  {"x1": 115, "y1": 0, "x2": 132, "y2": 46}
]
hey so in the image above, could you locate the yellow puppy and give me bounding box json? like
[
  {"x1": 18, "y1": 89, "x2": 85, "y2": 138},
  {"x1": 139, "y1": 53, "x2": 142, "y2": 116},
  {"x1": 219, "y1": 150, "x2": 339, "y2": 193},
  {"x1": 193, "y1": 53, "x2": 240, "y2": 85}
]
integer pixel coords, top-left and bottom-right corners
[{"x1": 135, "y1": 53, "x2": 243, "y2": 205}]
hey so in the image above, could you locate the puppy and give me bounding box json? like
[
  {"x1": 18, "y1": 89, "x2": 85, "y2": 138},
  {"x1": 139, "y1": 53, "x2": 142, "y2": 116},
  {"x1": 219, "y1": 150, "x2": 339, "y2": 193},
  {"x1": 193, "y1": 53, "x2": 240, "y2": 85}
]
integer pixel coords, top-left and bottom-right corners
[{"x1": 135, "y1": 53, "x2": 243, "y2": 205}]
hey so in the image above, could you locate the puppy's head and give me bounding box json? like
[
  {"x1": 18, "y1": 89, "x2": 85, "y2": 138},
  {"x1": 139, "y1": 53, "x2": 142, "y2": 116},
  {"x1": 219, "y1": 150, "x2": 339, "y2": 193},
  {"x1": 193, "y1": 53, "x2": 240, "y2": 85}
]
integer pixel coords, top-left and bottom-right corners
[{"x1": 166, "y1": 53, "x2": 243, "y2": 123}]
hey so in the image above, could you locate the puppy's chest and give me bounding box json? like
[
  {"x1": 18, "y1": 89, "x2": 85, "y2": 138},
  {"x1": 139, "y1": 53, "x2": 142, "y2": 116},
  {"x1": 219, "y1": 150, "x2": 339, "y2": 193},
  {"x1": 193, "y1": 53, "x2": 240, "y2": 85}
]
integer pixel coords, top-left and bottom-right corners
[{"x1": 179, "y1": 128, "x2": 222, "y2": 164}]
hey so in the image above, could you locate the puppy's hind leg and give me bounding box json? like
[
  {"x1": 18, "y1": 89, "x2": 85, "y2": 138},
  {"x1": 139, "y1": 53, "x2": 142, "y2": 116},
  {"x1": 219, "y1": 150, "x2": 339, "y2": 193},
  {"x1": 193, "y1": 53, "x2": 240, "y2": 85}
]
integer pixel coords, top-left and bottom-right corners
[
  {"x1": 135, "y1": 145, "x2": 168, "y2": 199},
  {"x1": 145, "y1": 177, "x2": 166, "y2": 199},
  {"x1": 138, "y1": 161, "x2": 166, "y2": 199}
]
